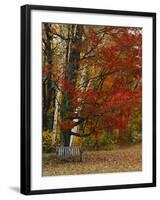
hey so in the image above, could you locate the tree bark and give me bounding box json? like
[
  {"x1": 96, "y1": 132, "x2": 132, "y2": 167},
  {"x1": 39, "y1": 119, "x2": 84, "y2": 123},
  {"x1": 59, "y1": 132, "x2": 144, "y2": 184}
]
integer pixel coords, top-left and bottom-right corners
[
  {"x1": 60, "y1": 25, "x2": 83, "y2": 146},
  {"x1": 42, "y1": 23, "x2": 55, "y2": 131},
  {"x1": 52, "y1": 88, "x2": 61, "y2": 144}
]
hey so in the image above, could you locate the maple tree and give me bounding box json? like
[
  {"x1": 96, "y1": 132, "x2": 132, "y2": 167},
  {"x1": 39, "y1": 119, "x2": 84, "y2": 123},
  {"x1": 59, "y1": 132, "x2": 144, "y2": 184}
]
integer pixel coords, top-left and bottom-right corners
[{"x1": 42, "y1": 23, "x2": 142, "y2": 147}]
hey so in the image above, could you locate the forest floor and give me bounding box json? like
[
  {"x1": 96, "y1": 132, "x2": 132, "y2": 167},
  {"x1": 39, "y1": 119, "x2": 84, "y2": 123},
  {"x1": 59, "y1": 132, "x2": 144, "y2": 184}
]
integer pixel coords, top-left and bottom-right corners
[{"x1": 42, "y1": 144, "x2": 142, "y2": 176}]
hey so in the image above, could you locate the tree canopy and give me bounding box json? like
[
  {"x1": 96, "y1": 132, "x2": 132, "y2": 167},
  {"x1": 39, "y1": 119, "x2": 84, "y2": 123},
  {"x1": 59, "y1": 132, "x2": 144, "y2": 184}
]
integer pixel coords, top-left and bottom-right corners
[{"x1": 42, "y1": 23, "x2": 142, "y2": 147}]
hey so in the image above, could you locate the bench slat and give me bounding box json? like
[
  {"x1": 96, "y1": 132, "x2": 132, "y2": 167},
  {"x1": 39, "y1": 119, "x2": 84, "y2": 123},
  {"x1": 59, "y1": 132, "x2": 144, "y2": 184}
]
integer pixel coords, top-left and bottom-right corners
[{"x1": 55, "y1": 146, "x2": 82, "y2": 161}]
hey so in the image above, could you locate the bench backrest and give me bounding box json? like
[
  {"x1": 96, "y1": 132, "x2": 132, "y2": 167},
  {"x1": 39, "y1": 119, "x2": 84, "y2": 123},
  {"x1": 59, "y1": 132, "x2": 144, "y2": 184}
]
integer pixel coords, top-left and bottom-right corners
[{"x1": 56, "y1": 146, "x2": 82, "y2": 160}]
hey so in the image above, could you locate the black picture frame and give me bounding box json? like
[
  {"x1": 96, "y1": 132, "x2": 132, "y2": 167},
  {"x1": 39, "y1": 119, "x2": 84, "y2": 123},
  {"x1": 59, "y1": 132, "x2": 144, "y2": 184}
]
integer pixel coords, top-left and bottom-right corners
[{"x1": 21, "y1": 4, "x2": 156, "y2": 195}]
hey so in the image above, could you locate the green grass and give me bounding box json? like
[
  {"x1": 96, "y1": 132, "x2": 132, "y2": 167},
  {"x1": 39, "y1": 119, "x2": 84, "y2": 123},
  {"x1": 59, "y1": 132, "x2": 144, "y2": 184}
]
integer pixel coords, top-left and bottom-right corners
[{"x1": 42, "y1": 144, "x2": 142, "y2": 176}]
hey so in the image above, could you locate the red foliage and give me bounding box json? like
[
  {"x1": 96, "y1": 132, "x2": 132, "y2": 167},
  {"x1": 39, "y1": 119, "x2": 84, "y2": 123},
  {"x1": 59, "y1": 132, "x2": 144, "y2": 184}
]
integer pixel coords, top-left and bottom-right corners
[
  {"x1": 60, "y1": 120, "x2": 74, "y2": 131},
  {"x1": 60, "y1": 27, "x2": 142, "y2": 135}
]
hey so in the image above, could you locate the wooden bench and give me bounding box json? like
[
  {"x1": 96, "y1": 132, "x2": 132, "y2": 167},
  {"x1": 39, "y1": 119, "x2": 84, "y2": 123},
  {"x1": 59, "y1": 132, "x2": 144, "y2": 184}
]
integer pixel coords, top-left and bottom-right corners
[{"x1": 55, "y1": 146, "x2": 83, "y2": 162}]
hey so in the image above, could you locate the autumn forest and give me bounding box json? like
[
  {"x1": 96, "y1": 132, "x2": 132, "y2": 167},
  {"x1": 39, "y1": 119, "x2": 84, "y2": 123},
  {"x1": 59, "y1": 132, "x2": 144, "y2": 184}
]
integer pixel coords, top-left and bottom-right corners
[{"x1": 42, "y1": 22, "x2": 142, "y2": 176}]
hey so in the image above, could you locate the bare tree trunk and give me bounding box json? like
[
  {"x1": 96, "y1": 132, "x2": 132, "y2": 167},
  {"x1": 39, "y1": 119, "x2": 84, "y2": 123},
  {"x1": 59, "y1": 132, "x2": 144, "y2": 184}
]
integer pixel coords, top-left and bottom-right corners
[
  {"x1": 70, "y1": 64, "x2": 89, "y2": 146},
  {"x1": 60, "y1": 25, "x2": 83, "y2": 146},
  {"x1": 52, "y1": 88, "x2": 61, "y2": 144},
  {"x1": 42, "y1": 23, "x2": 55, "y2": 131}
]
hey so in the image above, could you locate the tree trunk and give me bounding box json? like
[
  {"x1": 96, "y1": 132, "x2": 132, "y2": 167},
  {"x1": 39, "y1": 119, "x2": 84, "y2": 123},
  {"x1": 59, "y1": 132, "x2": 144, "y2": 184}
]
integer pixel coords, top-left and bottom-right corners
[
  {"x1": 52, "y1": 88, "x2": 61, "y2": 144},
  {"x1": 70, "y1": 64, "x2": 89, "y2": 146},
  {"x1": 42, "y1": 23, "x2": 55, "y2": 131},
  {"x1": 60, "y1": 25, "x2": 83, "y2": 146}
]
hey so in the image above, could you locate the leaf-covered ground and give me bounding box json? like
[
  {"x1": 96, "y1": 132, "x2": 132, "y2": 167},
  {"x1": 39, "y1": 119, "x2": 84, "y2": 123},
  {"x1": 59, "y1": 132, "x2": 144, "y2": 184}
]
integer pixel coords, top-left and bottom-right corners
[{"x1": 42, "y1": 144, "x2": 142, "y2": 176}]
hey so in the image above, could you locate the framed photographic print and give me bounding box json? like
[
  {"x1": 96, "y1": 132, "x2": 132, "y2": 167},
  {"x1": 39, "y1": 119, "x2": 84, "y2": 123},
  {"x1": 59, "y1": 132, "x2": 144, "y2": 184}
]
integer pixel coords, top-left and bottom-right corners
[{"x1": 21, "y1": 4, "x2": 156, "y2": 195}]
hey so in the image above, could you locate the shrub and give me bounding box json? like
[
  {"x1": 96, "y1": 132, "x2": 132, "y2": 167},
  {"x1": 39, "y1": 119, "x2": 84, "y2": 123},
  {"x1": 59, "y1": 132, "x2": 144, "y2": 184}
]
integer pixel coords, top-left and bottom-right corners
[
  {"x1": 81, "y1": 130, "x2": 118, "y2": 151},
  {"x1": 42, "y1": 131, "x2": 53, "y2": 153},
  {"x1": 101, "y1": 130, "x2": 118, "y2": 150},
  {"x1": 128, "y1": 131, "x2": 142, "y2": 143}
]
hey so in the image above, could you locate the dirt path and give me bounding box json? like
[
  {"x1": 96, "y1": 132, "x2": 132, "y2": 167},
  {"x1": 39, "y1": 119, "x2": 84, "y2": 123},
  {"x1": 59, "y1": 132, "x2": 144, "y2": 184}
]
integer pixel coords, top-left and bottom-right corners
[{"x1": 42, "y1": 144, "x2": 142, "y2": 176}]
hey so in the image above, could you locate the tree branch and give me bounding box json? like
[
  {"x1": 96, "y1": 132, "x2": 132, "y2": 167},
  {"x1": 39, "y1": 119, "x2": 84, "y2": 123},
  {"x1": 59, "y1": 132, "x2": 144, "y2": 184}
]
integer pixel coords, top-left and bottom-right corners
[
  {"x1": 78, "y1": 69, "x2": 118, "y2": 89},
  {"x1": 53, "y1": 33, "x2": 68, "y2": 41},
  {"x1": 70, "y1": 132, "x2": 91, "y2": 137}
]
